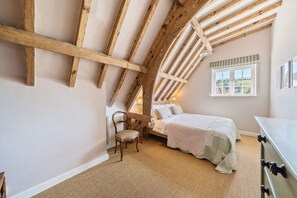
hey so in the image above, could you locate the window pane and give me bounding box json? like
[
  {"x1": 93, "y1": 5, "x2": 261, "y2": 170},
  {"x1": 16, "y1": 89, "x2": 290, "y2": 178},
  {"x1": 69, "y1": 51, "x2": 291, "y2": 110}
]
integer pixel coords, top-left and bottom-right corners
[
  {"x1": 234, "y1": 70, "x2": 242, "y2": 79},
  {"x1": 216, "y1": 87, "x2": 222, "y2": 94},
  {"x1": 215, "y1": 72, "x2": 222, "y2": 86},
  {"x1": 235, "y1": 70, "x2": 243, "y2": 86},
  {"x1": 243, "y1": 68, "x2": 251, "y2": 78},
  {"x1": 243, "y1": 68, "x2": 252, "y2": 85},
  {"x1": 223, "y1": 87, "x2": 230, "y2": 94},
  {"x1": 243, "y1": 86, "x2": 251, "y2": 94},
  {"x1": 243, "y1": 79, "x2": 251, "y2": 86},
  {"x1": 293, "y1": 59, "x2": 297, "y2": 87},
  {"x1": 223, "y1": 71, "x2": 230, "y2": 86},
  {"x1": 235, "y1": 86, "x2": 242, "y2": 94},
  {"x1": 216, "y1": 72, "x2": 222, "y2": 80}
]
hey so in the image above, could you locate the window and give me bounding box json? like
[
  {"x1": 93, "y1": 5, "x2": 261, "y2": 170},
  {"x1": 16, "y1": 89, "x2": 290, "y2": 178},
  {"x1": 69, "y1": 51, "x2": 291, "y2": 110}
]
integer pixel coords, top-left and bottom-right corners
[
  {"x1": 210, "y1": 54, "x2": 259, "y2": 97},
  {"x1": 212, "y1": 65, "x2": 256, "y2": 96}
]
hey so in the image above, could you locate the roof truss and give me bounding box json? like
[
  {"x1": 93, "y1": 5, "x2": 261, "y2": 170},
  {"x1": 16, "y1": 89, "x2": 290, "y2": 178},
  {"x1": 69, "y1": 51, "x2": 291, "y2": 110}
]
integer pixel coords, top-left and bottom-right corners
[{"x1": 142, "y1": 0, "x2": 282, "y2": 105}]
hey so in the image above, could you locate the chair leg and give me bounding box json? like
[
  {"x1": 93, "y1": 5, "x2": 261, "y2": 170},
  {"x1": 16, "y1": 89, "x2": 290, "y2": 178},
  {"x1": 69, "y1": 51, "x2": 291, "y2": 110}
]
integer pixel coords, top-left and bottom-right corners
[
  {"x1": 120, "y1": 141, "x2": 123, "y2": 161},
  {"x1": 114, "y1": 140, "x2": 117, "y2": 153},
  {"x1": 136, "y1": 137, "x2": 139, "y2": 152},
  {"x1": 140, "y1": 129, "x2": 143, "y2": 143}
]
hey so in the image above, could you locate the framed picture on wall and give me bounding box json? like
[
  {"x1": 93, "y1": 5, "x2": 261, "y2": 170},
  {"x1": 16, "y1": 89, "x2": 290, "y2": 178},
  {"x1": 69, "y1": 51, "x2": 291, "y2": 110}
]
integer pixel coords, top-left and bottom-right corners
[
  {"x1": 292, "y1": 56, "x2": 297, "y2": 87},
  {"x1": 281, "y1": 62, "x2": 290, "y2": 89}
]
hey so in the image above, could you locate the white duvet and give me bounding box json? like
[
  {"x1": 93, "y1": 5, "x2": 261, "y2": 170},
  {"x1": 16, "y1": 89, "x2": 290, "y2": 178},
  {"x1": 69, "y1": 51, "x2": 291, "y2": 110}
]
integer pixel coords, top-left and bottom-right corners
[{"x1": 153, "y1": 113, "x2": 240, "y2": 174}]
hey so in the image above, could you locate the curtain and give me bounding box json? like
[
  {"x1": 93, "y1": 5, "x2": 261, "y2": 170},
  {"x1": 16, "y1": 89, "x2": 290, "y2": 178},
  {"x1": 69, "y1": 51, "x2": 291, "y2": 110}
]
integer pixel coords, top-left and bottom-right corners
[{"x1": 210, "y1": 54, "x2": 259, "y2": 69}]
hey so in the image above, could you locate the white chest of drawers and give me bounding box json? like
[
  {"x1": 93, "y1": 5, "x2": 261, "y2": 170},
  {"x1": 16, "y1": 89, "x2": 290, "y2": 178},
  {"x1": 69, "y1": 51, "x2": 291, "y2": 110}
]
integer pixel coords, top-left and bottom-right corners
[{"x1": 256, "y1": 117, "x2": 297, "y2": 198}]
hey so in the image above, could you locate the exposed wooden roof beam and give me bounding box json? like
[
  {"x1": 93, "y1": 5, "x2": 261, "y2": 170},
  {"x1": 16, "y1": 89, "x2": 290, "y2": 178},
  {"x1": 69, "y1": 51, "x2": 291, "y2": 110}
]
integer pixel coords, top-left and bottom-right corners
[
  {"x1": 204, "y1": 0, "x2": 267, "y2": 32},
  {"x1": 128, "y1": 85, "x2": 142, "y2": 111},
  {"x1": 199, "y1": 0, "x2": 241, "y2": 23},
  {"x1": 209, "y1": 15, "x2": 275, "y2": 44},
  {"x1": 158, "y1": 72, "x2": 188, "y2": 83},
  {"x1": 191, "y1": 18, "x2": 213, "y2": 52},
  {"x1": 207, "y1": 2, "x2": 281, "y2": 38},
  {"x1": 161, "y1": 28, "x2": 184, "y2": 66},
  {"x1": 97, "y1": 0, "x2": 131, "y2": 88},
  {"x1": 155, "y1": 38, "x2": 201, "y2": 101},
  {"x1": 161, "y1": 45, "x2": 204, "y2": 101},
  {"x1": 212, "y1": 24, "x2": 272, "y2": 48},
  {"x1": 0, "y1": 25, "x2": 147, "y2": 73},
  {"x1": 154, "y1": 30, "x2": 195, "y2": 96},
  {"x1": 109, "y1": 0, "x2": 160, "y2": 106},
  {"x1": 126, "y1": 0, "x2": 210, "y2": 114},
  {"x1": 168, "y1": 57, "x2": 204, "y2": 99},
  {"x1": 69, "y1": 0, "x2": 92, "y2": 87},
  {"x1": 24, "y1": 0, "x2": 35, "y2": 86}
]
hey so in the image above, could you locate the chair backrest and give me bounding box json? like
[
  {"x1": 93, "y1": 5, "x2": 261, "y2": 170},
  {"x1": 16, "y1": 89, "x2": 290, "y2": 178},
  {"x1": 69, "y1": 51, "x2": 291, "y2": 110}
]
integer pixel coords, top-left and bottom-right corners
[{"x1": 112, "y1": 111, "x2": 128, "y2": 134}]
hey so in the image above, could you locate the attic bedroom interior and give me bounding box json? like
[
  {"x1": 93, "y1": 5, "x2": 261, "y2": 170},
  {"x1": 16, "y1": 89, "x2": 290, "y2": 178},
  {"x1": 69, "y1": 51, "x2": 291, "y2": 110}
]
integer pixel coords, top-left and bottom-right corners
[{"x1": 1, "y1": 0, "x2": 297, "y2": 197}]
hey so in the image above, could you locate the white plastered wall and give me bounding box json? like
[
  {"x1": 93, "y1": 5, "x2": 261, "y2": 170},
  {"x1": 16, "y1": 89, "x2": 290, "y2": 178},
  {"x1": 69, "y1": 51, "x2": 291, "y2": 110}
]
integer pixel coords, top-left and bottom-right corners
[
  {"x1": 0, "y1": 0, "x2": 174, "y2": 195},
  {"x1": 270, "y1": 0, "x2": 297, "y2": 119}
]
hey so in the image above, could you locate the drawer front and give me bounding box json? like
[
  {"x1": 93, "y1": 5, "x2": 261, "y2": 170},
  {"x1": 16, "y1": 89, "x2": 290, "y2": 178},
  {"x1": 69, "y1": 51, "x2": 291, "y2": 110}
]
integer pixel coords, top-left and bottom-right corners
[
  {"x1": 260, "y1": 130, "x2": 297, "y2": 198},
  {"x1": 262, "y1": 169, "x2": 275, "y2": 198}
]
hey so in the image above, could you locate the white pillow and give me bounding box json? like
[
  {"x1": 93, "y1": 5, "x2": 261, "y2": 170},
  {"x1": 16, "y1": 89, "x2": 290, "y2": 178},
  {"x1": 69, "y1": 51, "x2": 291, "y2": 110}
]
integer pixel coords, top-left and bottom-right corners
[
  {"x1": 156, "y1": 107, "x2": 173, "y2": 119},
  {"x1": 171, "y1": 105, "x2": 184, "y2": 115},
  {"x1": 151, "y1": 109, "x2": 159, "y2": 121}
]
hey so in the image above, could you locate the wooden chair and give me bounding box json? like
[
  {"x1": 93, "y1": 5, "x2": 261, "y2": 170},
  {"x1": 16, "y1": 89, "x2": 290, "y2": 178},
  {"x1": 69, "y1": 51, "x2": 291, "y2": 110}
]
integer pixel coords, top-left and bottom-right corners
[{"x1": 112, "y1": 111, "x2": 140, "y2": 161}]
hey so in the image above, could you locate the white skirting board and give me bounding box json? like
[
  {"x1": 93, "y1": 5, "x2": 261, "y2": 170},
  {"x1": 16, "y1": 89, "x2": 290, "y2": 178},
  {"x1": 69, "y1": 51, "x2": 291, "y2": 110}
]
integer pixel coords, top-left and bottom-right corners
[
  {"x1": 12, "y1": 154, "x2": 109, "y2": 198},
  {"x1": 238, "y1": 130, "x2": 258, "y2": 137}
]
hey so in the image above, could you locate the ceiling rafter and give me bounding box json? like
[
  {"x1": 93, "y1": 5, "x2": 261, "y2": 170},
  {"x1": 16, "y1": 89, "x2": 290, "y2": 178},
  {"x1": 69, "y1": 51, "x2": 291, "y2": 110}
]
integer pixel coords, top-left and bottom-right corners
[
  {"x1": 24, "y1": 0, "x2": 35, "y2": 86},
  {"x1": 68, "y1": 0, "x2": 92, "y2": 87},
  {"x1": 161, "y1": 28, "x2": 184, "y2": 66},
  {"x1": 126, "y1": 0, "x2": 210, "y2": 114},
  {"x1": 152, "y1": 29, "x2": 186, "y2": 98},
  {"x1": 162, "y1": 45, "x2": 205, "y2": 101},
  {"x1": 156, "y1": 38, "x2": 202, "y2": 101},
  {"x1": 206, "y1": 2, "x2": 281, "y2": 39},
  {"x1": 199, "y1": 0, "x2": 241, "y2": 24},
  {"x1": 0, "y1": 25, "x2": 147, "y2": 73},
  {"x1": 212, "y1": 24, "x2": 272, "y2": 48},
  {"x1": 97, "y1": 0, "x2": 131, "y2": 88},
  {"x1": 191, "y1": 18, "x2": 213, "y2": 52},
  {"x1": 158, "y1": 72, "x2": 188, "y2": 84},
  {"x1": 209, "y1": 14, "x2": 276, "y2": 44},
  {"x1": 168, "y1": 57, "x2": 204, "y2": 99},
  {"x1": 154, "y1": 37, "x2": 201, "y2": 101},
  {"x1": 203, "y1": 0, "x2": 268, "y2": 32},
  {"x1": 150, "y1": 0, "x2": 282, "y2": 103},
  {"x1": 154, "y1": 30, "x2": 195, "y2": 96},
  {"x1": 109, "y1": 0, "x2": 160, "y2": 107}
]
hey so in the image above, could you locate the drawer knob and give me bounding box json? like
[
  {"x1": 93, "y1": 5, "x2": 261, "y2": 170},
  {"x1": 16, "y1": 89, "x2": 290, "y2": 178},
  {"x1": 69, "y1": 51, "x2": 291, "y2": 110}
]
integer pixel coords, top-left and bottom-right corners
[
  {"x1": 270, "y1": 162, "x2": 287, "y2": 178},
  {"x1": 260, "y1": 185, "x2": 270, "y2": 196},
  {"x1": 257, "y1": 135, "x2": 266, "y2": 143},
  {"x1": 261, "y1": 159, "x2": 270, "y2": 168}
]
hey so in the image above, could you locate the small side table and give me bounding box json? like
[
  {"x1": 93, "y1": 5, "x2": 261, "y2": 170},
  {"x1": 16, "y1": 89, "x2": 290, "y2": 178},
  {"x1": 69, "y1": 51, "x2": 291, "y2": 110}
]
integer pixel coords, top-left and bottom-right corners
[{"x1": 0, "y1": 172, "x2": 6, "y2": 198}]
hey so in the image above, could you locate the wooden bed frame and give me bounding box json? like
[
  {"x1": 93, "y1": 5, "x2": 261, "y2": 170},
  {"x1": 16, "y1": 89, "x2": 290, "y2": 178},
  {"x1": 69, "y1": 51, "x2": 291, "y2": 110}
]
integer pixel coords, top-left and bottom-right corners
[{"x1": 147, "y1": 128, "x2": 167, "y2": 139}]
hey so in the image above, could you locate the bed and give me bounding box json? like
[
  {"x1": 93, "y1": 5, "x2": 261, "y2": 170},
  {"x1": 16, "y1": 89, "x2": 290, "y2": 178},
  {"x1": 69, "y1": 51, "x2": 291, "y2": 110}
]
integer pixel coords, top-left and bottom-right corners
[{"x1": 149, "y1": 104, "x2": 240, "y2": 174}]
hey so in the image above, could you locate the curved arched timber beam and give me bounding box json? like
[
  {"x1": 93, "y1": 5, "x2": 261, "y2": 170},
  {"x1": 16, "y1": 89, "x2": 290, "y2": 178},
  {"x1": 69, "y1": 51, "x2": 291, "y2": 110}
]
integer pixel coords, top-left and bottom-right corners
[{"x1": 125, "y1": 0, "x2": 210, "y2": 115}]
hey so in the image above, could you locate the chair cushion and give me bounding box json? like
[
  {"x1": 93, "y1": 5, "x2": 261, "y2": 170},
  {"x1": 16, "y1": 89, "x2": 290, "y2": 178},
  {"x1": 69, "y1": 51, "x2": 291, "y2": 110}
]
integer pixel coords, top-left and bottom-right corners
[{"x1": 115, "y1": 130, "x2": 139, "y2": 141}]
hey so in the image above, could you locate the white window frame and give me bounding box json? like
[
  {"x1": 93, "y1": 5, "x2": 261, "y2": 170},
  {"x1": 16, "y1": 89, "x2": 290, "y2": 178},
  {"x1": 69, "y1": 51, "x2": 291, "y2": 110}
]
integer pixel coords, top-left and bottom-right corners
[{"x1": 211, "y1": 64, "x2": 257, "y2": 97}]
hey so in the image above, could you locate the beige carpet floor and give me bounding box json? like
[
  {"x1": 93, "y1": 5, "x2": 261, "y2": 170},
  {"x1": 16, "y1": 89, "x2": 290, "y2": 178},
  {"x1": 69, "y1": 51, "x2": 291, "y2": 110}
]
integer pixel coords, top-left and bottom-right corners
[{"x1": 35, "y1": 135, "x2": 260, "y2": 198}]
